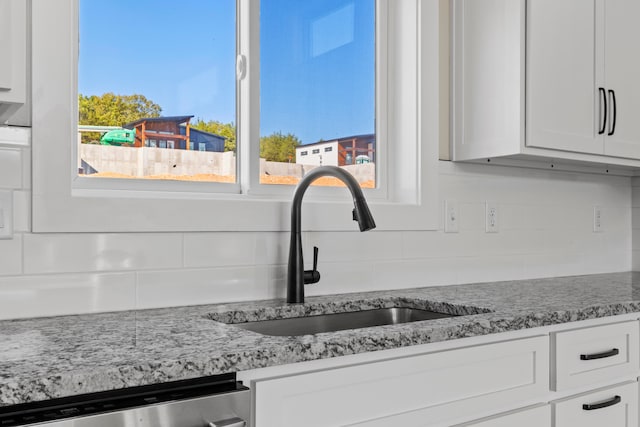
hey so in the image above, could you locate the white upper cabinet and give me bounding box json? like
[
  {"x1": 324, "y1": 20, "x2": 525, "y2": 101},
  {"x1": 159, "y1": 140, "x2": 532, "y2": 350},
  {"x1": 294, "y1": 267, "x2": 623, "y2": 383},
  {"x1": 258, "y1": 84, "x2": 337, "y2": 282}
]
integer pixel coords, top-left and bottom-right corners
[
  {"x1": 0, "y1": 0, "x2": 26, "y2": 124},
  {"x1": 452, "y1": 0, "x2": 640, "y2": 169},
  {"x1": 602, "y1": 0, "x2": 640, "y2": 158},
  {"x1": 526, "y1": 0, "x2": 604, "y2": 155}
]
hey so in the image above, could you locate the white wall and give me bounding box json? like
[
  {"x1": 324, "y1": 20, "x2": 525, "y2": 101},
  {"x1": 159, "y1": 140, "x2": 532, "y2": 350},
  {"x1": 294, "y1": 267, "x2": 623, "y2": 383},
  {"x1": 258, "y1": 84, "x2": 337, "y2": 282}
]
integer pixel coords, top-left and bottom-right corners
[
  {"x1": 632, "y1": 177, "x2": 640, "y2": 270},
  {"x1": 0, "y1": 131, "x2": 631, "y2": 319},
  {"x1": 296, "y1": 141, "x2": 340, "y2": 166}
]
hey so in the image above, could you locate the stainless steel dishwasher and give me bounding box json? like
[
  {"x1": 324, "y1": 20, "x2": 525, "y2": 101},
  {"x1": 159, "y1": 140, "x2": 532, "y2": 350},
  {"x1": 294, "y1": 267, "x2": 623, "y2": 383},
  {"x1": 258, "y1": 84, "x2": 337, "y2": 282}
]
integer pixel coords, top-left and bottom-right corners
[{"x1": 0, "y1": 373, "x2": 249, "y2": 427}]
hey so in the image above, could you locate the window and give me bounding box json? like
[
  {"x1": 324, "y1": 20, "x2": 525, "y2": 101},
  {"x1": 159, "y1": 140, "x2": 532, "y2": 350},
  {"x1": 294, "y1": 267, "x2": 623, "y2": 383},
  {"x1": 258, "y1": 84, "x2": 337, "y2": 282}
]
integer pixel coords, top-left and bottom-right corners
[
  {"x1": 300, "y1": 151, "x2": 308, "y2": 156},
  {"x1": 324, "y1": 146, "x2": 333, "y2": 152},
  {"x1": 32, "y1": 0, "x2": 440, "y2": 232},
  {"x1": 77, "y1": 0, "x2": 236, "y2": 184},
  {"x1": 259, "y1": 0, "x2": 375, "y2": 186}
]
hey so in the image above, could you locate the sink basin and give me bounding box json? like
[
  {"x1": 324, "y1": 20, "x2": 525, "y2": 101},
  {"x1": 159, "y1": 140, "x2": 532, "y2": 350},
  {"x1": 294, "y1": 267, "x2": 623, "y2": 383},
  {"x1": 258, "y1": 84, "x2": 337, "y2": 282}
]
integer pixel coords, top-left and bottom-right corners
[{"x1": 232, "y1": 307, "x2": 456, "y2": 336}]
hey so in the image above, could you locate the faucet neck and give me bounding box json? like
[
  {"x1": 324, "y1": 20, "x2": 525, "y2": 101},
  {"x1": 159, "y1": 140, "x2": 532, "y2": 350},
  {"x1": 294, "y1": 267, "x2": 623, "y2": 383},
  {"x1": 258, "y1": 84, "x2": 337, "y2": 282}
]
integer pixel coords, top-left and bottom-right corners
[{"x1": 286, "y1": 166, "x2": 375, "y2": 304}]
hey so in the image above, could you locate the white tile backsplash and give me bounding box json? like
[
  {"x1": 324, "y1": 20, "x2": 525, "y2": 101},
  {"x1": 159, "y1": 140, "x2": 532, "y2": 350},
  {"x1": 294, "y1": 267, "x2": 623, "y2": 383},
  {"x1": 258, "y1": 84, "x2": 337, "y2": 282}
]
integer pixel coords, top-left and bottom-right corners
[
  {"x1": 304, "y1": 230, "x2": 404, "y2": 263},
  {"x1": 454, "y1": 255, "x2": 527, "y2": 284},
  {"x1": 303, "y1": 261, "x2": 378, "y2": 296},
  {"x1": 23, "y1": 233, "x2": 183, "y2": 274},
  {"x1": 136, "y1": 266, "x2": 273, "y2": 309},
  {"x1": 184, "y1": 232, "x2": 285, "y2": 268},
  {"x1": 0, "y1": 272, "x2": 135, "y2": 319},
  {"x1": 0, "y1": 138, "x2": 634, "y2": 319},
  {"x1": 372, "y1": 258, "x2": 464, "y2": 288}
]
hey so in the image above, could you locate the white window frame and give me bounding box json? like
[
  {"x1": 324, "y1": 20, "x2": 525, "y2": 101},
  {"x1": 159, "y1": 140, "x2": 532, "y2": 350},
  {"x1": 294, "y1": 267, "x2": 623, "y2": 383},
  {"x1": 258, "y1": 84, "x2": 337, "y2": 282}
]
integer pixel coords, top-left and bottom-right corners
[{"x1": 31, "y1": 0, "x2": 439, "y2": 232}]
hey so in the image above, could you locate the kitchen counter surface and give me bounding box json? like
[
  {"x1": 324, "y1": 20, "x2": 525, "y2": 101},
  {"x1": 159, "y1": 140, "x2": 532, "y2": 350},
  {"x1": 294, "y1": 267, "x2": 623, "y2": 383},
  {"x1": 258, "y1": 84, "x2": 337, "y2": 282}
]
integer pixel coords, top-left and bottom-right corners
[{"x1": 3, "y1": 272, "x2": 640, "y2": 406}]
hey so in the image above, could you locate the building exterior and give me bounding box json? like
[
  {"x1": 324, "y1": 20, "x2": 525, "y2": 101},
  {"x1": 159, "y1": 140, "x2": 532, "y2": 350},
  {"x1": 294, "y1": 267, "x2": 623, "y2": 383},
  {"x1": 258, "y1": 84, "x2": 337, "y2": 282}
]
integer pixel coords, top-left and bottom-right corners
[
  {"x1": 183, "y1": 127, "x2": 225, "y2": 152},
  {"x1": 124, "y1": 116, "x2": 194, "y2": 149},
  {"x1": 295, "y1": 134, "x2": 375, "y2": 166},
  {"x1": 121, "y1": 116, "x2": 225, "y2": 152}
]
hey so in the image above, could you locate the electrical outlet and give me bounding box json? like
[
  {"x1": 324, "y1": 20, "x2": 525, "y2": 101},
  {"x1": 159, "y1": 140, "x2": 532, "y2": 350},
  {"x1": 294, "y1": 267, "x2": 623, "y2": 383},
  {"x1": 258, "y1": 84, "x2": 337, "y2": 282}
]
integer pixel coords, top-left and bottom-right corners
[
  {"x1": 485, "y1": 202, "x2": 499, "y2": 233},
  {"x1": 444, "y1": 200, "x2": 459, "y2": 233},
  {"x1": 593, "y1": 206, "x2": 602, "y2": 232}
]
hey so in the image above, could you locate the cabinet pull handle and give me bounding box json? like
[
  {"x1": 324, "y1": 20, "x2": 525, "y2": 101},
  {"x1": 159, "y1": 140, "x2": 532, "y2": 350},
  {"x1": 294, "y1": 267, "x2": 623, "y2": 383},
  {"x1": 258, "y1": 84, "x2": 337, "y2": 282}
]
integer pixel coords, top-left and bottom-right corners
[
  {"x1": 208, "y1": 418, "x2": 246, "y2": 427},
  {"x1": 608, "y1": 89, "x2": 617, "y2": 136},
  {"x1": 598, "y1": 87, "x2": 607, "y2": 135},
  {"x1": 580, "y1": 348, "x2": 619, "y2": 360},
  {"x1": 582, "y1": 395, "x2": 621, "y2": 411}
]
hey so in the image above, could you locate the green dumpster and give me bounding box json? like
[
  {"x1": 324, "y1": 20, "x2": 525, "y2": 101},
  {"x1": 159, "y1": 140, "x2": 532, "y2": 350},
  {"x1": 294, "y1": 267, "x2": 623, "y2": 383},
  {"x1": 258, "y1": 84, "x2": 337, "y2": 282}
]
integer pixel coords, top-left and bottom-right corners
[{"x1": 100, "y1": 129, "x2": 135, "y2": 146}]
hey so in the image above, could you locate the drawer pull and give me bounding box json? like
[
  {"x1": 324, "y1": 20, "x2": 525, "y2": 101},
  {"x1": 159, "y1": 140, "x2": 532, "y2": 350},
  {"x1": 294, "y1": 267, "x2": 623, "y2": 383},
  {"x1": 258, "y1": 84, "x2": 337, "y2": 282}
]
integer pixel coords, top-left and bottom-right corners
[
  {"x1": 582, "y1": 395, "x2": 621, "y2": 411},
  {"x1": 580, "y1": 348, "x2": 619, "y2": 360}
]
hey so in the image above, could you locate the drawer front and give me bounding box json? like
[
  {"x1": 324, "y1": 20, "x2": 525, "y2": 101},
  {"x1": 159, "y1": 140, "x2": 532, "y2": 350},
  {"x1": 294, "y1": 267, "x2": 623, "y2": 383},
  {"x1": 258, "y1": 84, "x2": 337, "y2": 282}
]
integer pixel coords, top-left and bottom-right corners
[
  {"x1": 455, "y1": 405, "x2": 551, "y2": 427},
  {"x1": 253, "y1": 336, "x2": 549, "y2": 427},
  {"x1": 554, "y1": 382, "x2": 638, "y2": 427},
  {"x1": 552, "y1": 320, "x2": 639, "y2": 391}
]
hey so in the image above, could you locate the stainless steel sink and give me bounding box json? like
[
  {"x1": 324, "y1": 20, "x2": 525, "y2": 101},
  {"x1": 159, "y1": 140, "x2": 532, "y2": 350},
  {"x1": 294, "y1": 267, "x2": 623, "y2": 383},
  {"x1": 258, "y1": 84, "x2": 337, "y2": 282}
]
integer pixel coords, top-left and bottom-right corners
[{"x1": 232, "y1": 307, "x2": 456, "y2": 336}]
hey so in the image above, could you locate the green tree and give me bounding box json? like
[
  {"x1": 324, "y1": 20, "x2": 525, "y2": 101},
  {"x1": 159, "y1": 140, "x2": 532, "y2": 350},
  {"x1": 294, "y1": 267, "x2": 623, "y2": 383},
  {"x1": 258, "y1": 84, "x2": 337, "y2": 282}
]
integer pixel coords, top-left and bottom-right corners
[
  {"x1": 78, "y1": 93, "x2": 162, "y2": 143},
  {"x1": 79, "y1": 93, "x2": 162, "y2": 126},
  {"x1": 191, "y1": 119, "x2": 237, "y2": 152},
  {"x1": 260, "y1": 132, "x2": 300, "y2": 162}
]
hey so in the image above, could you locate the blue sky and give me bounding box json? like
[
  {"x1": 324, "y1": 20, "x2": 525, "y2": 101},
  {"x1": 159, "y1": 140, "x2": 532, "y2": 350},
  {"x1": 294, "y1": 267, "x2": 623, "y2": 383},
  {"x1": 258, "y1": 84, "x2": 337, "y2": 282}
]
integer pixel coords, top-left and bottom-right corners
[{"x1": 79, "y1": 0, "x2": 375, "y2": 145}]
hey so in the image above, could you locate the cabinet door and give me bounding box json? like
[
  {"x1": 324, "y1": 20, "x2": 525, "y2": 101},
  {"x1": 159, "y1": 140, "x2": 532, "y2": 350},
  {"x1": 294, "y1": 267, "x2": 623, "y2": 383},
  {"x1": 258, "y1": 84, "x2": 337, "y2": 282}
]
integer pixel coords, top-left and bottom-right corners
[
  {"x1": 526, "y1": 0, "x2": 605, "y2": 154},
  {"x1": 554, "y1": 382, "x2": 638, "y2": 427},
  {"x1": 602, "y1": 0, "x2": 640, "y2": 159},
  {"x1": 252, "y1": 337, "x2": 548, "y2": 427}
]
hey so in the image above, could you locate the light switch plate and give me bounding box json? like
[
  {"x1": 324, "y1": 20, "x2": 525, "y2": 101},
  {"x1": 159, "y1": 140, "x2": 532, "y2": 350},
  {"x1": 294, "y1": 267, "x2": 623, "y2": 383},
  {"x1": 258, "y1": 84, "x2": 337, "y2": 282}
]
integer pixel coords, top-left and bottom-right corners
[
  {"x1": 0, "y1": 190, "x2": 13, "y2": 239},
  {"x1": 444, "y1": 200, "x2": 459, "y2": 233}
]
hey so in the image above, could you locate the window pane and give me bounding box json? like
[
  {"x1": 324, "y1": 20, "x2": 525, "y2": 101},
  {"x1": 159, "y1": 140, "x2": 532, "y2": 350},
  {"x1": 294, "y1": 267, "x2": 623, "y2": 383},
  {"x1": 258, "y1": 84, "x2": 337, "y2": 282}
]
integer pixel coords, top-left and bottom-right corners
[
  {"x1": 260, "y1": 0, "x2": 376, "y2": 188},
  {"x1": 77, "y1": 0, "x2": 236, "y2": 183}
]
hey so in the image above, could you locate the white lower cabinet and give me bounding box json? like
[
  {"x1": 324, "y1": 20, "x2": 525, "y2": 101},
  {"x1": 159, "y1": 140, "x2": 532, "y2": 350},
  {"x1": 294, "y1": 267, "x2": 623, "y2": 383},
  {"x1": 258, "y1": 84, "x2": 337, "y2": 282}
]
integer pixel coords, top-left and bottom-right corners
[
  {"x1": 249, "y1": 337, "x2": 548, "y2": 427},
  {"x1": 241, "y1": 316, "x2": 640, "y2": 427},
  {"x1": 554, "y1": 382, "x2": 638, "y2": 427}
]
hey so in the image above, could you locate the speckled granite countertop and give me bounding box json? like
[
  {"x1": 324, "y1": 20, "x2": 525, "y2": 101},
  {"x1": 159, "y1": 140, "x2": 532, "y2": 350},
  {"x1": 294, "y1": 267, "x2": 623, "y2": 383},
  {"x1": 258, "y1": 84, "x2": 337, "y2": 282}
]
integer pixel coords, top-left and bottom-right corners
[{"x1": 3, "y1": 272, "x2": 640, "y2": 407}]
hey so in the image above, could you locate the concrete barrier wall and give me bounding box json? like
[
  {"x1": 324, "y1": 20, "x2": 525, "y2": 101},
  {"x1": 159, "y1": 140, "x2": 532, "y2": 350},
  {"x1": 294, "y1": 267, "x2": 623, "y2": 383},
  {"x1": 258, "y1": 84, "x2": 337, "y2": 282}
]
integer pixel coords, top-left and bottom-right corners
[
  {"x1": 342, "y1": 163, "x2": 376, "y2": 183},
  {"x1": 80, "y1": 145, "x2": 375, "y2": 183},
  {"x1": 260, "y1": 160, "x2": 375, "y2": 183},
  {"x1": 80, "y1": 145, "x2": 236, "y2": 177}
]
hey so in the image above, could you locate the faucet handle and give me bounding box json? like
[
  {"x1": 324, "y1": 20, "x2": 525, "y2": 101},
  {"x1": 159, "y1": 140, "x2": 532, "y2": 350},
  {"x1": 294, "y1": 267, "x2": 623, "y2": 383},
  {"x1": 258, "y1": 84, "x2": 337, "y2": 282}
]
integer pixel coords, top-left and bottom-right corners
[{"x1": 304, "y1": 246, "x2": 321, "y2": 285}]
